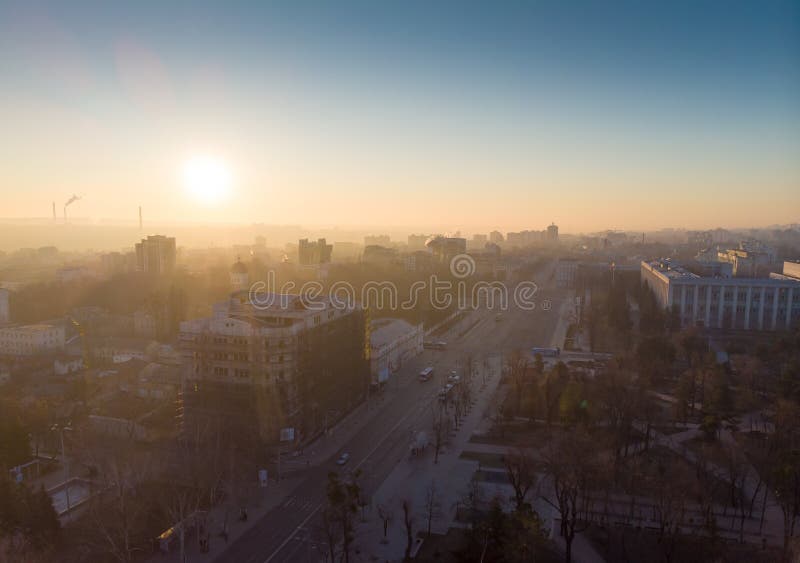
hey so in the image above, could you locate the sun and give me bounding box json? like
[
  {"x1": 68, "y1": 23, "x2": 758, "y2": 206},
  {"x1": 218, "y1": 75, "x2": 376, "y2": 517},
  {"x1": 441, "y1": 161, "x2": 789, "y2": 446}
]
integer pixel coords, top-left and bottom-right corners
[{"x1": 181, "y1": 155, "x2": 232, "y2": 205}]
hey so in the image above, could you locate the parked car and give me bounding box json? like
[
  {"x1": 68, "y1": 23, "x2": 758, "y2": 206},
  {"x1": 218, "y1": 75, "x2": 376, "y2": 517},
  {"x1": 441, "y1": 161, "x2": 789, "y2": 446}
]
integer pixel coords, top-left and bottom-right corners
[{"x1": 336, "y1": 452, "x2": 350, "y2": 466}]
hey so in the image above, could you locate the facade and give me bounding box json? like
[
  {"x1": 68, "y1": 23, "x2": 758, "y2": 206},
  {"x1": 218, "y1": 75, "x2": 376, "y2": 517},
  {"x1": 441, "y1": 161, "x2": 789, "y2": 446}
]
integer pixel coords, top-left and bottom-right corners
[
  {"x1": 369, "y1": 318, "x2": 423, "y2": 383},
  {"x1": 135, "y1": 235, "x2": 176, "y2": 275},
  {"x1": 0, "y1": 323, "x2": 65, "y2": 356},
  {"x1": 547, "y1": 223, "x2": 559, "y2": 242},
  {"x1": 641, "y1": 259, "x2": 800, "y2": 330},
  {"x1": 298, "y1": 238, "x2": 333, "y2": 265},
  {"x1": 230, "y1": 259, "x2": 250, "y2": 292},
  {"x1": 425, "y1": 236, "x2": 467, "y2": 262},
  {"x1": 556, "y1": 259, "x2": 580, "y2": 288},
  {"x1": 179, "y1": 292, "x2": 368, "y2": 446}
]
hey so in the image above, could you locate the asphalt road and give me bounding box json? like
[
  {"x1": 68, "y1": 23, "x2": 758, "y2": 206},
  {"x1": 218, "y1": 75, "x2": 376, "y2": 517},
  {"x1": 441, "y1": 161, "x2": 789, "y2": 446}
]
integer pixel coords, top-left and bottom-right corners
[{"x1": 214, "y1": 268, "x2": 570, "y2": 563}]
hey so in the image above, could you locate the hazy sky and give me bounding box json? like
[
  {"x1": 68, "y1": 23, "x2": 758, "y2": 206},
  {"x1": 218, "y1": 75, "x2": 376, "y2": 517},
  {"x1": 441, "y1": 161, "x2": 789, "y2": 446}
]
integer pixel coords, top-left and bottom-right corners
[{"x1": 1, "y1": 0, "x2": 798, "y2": 233}]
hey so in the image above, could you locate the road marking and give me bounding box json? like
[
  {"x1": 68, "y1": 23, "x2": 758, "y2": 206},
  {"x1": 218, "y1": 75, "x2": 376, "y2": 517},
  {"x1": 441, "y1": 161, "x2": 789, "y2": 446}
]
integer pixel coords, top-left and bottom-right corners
[{"x1": 263, "y1": 384, "x2": 441, "y2": 563}]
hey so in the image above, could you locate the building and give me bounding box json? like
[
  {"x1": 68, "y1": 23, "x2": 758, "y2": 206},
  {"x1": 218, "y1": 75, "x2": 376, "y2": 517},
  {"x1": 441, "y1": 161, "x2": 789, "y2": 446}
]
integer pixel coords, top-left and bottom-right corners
[
  {"x1": 179, "y1": 292, "x2": 368, "y2": 446},
  {"x1": 365, "y1": 235, "x2": 391, "y2": 247},
  {"x1": 641, "y1": 259, "x2": 800, "y2": 330},
  {"x1": 425, "y1": 236, "x2": 467, "y2": 262},
  {"x1": 135, "y1": 235, "x2": 176, "y2": 275},
  {"x1": 547, "y1": 223, "x2": 559, "y2": 242},
  {"x1": 716, "y1": 242, "x2": 775, "y2": 278},
  {"x1": 298, "y1": 238, "x2": 333, "y2": 265},
  {"x1": 0, "y1": 323, "x2": 65, "y2": 356},
  {"x1": 363, "y1": 245, "x2": 399, "y2": 267},
  {"x1": 407, "y1": 234, "x2": 428, "y2": 251},
  {"x1": 230, "y1": 259, "x2": 250, "y2": 292},
  {"x1": 0, "y1": 288, "x2": 8, "y2": 324},
  {"x1": 369, "y1": 318, "x2": 423, "y2": 384},
  {"x1": 470, "y1": 234, "x2": 488, "y2": 249},
  {"x1": 556, "y1": 259, "x2": 580, "y2": 288},
  {"x1": 489, "y1": 230, "x2": 504, "y2": 244},
  {"x1": 404, "y1": 250, "x2": 434, "y2": 273},
  {"x1": 506, "y1": 230, "x2": 545, "y2": 247}
]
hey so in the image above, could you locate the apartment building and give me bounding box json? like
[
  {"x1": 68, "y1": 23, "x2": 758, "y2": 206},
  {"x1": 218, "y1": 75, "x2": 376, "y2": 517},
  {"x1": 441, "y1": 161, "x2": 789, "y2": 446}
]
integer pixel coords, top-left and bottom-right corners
[{"x1": 179, "y1": 291, "x2": 368, "y2": 446}]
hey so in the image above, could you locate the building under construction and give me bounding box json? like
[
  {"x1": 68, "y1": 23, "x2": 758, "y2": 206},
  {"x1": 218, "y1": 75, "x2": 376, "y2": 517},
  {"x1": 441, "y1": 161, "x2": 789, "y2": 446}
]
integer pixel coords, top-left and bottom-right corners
[{"x1": 178, "y1": 291, "x2": 368, "y2": 454}]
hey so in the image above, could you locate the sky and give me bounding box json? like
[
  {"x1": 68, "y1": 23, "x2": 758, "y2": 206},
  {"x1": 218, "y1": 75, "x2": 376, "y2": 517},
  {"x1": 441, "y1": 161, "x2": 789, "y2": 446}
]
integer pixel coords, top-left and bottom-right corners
[{"x1": 0, "y1": 0, "x2": 798, "y2": 233}]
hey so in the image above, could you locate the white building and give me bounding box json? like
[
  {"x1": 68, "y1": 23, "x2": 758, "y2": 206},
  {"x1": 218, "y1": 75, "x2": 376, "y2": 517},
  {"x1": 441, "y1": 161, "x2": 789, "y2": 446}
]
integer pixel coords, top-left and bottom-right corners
[
  {"x1": 641, "y1": 259, "x2": 800, "y2": 331},
  {"x1": 369, "y1": 318, "x2": 424, "y2": 384},
  {"x1": 0, "y1": 323, "x2": 65, "y2": 356}
]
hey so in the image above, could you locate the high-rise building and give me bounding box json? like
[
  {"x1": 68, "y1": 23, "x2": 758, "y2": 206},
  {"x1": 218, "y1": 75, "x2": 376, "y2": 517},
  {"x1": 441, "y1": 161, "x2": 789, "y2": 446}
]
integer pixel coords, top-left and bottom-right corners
[
  {"x1": 489, "y1": 230, "x2": 504, "y2": 244},
  {"x1": 135, "y1": 235, "x2": 176, "y2": 275},
  {"x1": 179, "y1": 292, "x2": 368, "y2": 447},
  {"x1": 547, "y1": 223, "x2": 559, "y2": 242},
  {"x1": 298, "y1": 238, "x2": 333, "y2": 265}
]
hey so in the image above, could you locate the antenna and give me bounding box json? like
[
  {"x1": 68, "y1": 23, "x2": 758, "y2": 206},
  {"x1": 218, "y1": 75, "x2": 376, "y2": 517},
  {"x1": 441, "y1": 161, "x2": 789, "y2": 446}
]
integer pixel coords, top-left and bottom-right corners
[{"x1": 139, "y1": 206, "x2": 143, "y2": 231}]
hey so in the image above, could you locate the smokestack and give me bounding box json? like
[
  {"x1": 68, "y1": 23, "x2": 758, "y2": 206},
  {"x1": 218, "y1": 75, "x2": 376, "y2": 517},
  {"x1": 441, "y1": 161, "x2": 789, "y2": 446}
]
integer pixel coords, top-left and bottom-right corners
[
  {"x1": 63, "y1": 194, "x2": 81, "y2": 223},
  {"x1": 139, "y1": 206, "x2": 142, "y2": 231},
  {"x1": 52, "y1": 202, "x2": 56, "y2": 221}
]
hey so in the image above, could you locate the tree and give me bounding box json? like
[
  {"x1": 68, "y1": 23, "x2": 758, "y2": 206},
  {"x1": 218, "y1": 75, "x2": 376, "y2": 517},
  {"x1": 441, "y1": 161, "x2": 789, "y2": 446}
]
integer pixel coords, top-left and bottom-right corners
[
  {"x1": 376, "y1": 500, "x2": 394, "y2": 543},
  {"x1": 325, "y1": 470, "x2": 361, "y2": 563},
  {"x1": 508, "y1": 350, "x2": 530, "y2": 416},
  {"x1": 504, "y1": 448, "x2": 537, "y2": 511},
  {"x1": 431, "y1": 403, "x2": 449, "y2": 464},
  {"x1": 402, "y1": 499, "x2": 414, "y2": 561},
  {"x1": 542, "y1": 432, "x2": 599, "y2": 563},
  {"x1": 423, "y1": 480, "x2": 443, "y2": 536},
  {"x1": 0, "y1": 474, "x2": 60, "y2": 560}
]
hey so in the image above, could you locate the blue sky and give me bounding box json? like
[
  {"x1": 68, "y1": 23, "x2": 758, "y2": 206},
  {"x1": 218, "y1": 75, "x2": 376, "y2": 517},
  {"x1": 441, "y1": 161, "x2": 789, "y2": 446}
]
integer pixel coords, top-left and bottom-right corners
[{"x1": 1, "y1": 0, "x2": 798, "y2": 231}]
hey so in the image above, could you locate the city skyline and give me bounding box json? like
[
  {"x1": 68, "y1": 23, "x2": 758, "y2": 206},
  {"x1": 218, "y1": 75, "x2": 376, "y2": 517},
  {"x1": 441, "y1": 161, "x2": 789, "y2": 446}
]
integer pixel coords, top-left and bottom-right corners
[{"x1": 1, "y1": 0, "x2": 798, "y2": 232}]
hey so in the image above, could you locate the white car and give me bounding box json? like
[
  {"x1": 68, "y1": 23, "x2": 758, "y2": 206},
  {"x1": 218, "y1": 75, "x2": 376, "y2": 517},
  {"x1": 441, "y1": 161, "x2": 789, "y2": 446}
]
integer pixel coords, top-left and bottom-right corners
[{"x1": 336, "y1": 452, "x2": 350, "y2": 466}]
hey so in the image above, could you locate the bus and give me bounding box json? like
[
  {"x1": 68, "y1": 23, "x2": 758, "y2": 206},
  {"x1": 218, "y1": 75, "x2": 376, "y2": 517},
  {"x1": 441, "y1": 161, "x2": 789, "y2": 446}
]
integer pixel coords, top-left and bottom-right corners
[
  {"x1": 419, "y1": 367, "x2": 434, "y2": 382},
  {"x1": 531, "y1": 346, "x2": 561, "y2": 358}
]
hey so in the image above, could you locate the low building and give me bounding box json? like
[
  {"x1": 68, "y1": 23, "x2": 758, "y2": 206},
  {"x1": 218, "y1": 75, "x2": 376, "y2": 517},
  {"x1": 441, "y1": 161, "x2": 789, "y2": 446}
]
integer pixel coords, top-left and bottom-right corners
[
  {"x1": 0, "y1": 323, "x2": 65, "y2": 356},
  {"x1": 54, "y1": 355, "x2": 84, "y2": 376},
  {"x1": 369, "y1": 318, "x2": 423, "y2": 384},
  {"x1": 641, "y1": 259, "x2": 800, "y2": 330}
]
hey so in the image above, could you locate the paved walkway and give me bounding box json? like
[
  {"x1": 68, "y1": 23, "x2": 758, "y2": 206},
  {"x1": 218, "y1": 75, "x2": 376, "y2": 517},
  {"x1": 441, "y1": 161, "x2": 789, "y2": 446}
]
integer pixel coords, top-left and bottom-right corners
[{"x1": 350, "y1": 356, "x2": 504, "y2": 561}]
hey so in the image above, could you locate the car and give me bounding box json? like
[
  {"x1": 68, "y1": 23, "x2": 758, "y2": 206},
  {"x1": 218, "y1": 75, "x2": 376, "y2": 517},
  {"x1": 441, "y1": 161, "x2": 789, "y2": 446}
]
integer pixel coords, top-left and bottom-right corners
[{"x1": 336, "y1": 452, "x2": 350, "y2": 466}]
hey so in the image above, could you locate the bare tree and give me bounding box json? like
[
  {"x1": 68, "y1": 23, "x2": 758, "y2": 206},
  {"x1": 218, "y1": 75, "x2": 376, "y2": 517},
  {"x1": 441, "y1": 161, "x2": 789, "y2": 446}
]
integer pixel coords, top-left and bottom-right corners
[
  {"x1": 402, "y1": 499, "x2": 414, "y2": 561},
  {"x1": 542, "y1": 432, "x2": 598, "y2": 563},
  {"x1": 376, "y1": 501, "x2": 395, "y2": 543},
  {"x1": 508, "y1": 349, "x2": 529, "y2": 416},
  {"x1": 424, "y1": 480, "x2": 443, "y2": 536},
  {"x1": 504, "y1": 448, "x2": 537, "y2": 511},
  {"x1": 431, "y1": 403, "x2": 449, "y2": 464}
]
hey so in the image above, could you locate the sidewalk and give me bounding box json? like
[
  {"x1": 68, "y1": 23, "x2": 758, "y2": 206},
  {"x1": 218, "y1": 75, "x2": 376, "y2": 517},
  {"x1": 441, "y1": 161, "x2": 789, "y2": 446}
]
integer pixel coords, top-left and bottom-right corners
[
  {"x1": 147, "y1": 387, "x2": 398, "y2": 563},
  {"x1": 351, "y1": 356, "x2": 504, "y2": 561}
]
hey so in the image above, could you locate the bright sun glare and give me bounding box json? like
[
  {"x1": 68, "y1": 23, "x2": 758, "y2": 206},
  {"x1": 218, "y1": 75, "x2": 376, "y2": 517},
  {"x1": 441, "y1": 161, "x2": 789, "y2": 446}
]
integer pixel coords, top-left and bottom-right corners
[{"x1": 182, "y1": 156, "x2": 232, "y2": 205}]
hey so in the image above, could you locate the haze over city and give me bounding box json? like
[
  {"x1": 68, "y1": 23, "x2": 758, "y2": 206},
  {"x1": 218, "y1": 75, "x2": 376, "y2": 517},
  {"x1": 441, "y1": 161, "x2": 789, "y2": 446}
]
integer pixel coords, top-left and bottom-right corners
[
  {"x1": 1, "y1": 0, "x2": 798, "y2": 232},
  {"x1": 3, "y1": 2, "x2": 800, "y2": 563}
]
